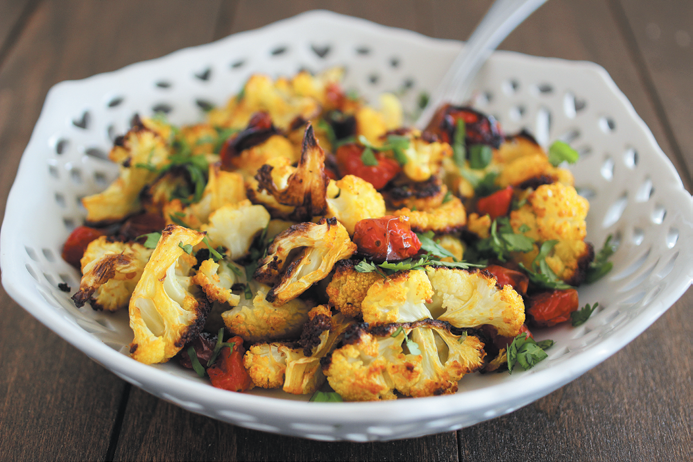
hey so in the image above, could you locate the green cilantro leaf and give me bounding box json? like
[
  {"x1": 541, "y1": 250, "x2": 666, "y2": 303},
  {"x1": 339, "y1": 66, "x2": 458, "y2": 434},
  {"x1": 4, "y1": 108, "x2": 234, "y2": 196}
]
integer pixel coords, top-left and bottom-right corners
[
  {"x1": 474, "y1": 218, "x2": 534, "y2": 262},
  {"x1": 391, "y1": 326, "x2": 405, "y2": 338},
  {"x1": 188, "y1": 346, "x2": 206, "y2": 378},
  {"x1": 518, "y1": 224, "x2": 530, "y2": 233},
  {"x1": 202, "y1": 236, "x2": 224, "y2": 262},
  {"x1": 310, "y1": 391, "x2": 343, "y2": 402},
  {"x1": 380, "y1": 257, "x2": 429, "y2": 272},
  {"x1": 585, "y1": 235, "x2": 616, "y2": 284},
  {"x1": 417, "y1": 92, "x2": 430, "y2": 110},
  {"x1": 452, "y1": 119, "x2": 466, "y2": 168},
  {"x1": 571, "y1": 302, "x2": 599, "y2": 327},
  {"x1": 507, "y1": 333, "x2": 553, "y2": 374},
  {"x1": 169, "y1": 213, "x2": 189, "y2": 228},
  {"x1": 468, "y1": 144, "x2": 493, "y2": 169},
  {"x1": 548, "y1": 140, "x2": 579, "y2": 166},
  {"x1": 442, "y1": 190, "x2": 453, "y2": 204},
  {"x1": 206, "y1": 327, "x2": 236, "y2": 367},
  {"x1": 430, "y1": 260, "x2": 484, "y2": 270},
  {"x1": 334, "y1": 135, "x2": 356, "y2": 149},
  {"x1": 458, "y1": 331, "x2": 468, "y2": 343},
  {"x1": 317, "y1": 119, "x2": 337, "y2": 149},
  {"x1": 137, "y1": 232, "x2": 161, "y2": 249},
  {"x1": 213, "y1": 127, "x2": 239, "y2": 154},
  {"x1": 178, "y1": 242, "x2": 193, "y2": 255},
  {"x1": 405, "y1": 338, "x2": 421, "y2": 355},
  {"x1": 416, "y1": 231, "x2": 456, "y2": 259},
  {"x1": 361, "y1": 147, "x2": 379, "y2": 166}
]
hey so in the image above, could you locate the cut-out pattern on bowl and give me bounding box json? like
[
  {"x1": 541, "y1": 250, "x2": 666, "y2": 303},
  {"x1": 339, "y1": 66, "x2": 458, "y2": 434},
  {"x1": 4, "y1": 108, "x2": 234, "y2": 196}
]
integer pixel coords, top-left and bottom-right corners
[{"x1": 1, "y1": 11, "x2": 691, "y2": 442}]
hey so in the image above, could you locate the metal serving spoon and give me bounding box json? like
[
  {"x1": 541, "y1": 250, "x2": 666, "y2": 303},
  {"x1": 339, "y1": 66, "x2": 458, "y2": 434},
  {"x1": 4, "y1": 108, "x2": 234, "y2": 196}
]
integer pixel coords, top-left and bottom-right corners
[{"x1": 416, "y1": 0, "x2": 548, "y2": 129}]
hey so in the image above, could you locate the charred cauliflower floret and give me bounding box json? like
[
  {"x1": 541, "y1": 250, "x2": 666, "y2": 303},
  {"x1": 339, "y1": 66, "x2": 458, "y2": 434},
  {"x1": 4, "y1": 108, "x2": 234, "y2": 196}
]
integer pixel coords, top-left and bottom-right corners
[
  {"x1": 382, "y1": 176, "x2": 448, "y2": 211},
  {"x1": 192, "y1": 259, "x2": 241, "y2": 306},
  {"x1": 128, "y1": 225, "x2": 210, "y2": 365},
  {"x1": 495, "y1": 133, "x2": 574, "y2": 188},
  {"x1": 254, "y1": 218, "x2": 357, "y2": 306},
  {"x1": 251, "y1": 124, "x2": 329, "y2": 222},
  {"x1": 509, "y1": 182, "x2": 593, "y2": 285},
  {"x1": 243, "y1": 308, "x2": 355, "y2": 394},
  {"x1": 231, "y1": 134, "x2": 298, "y2": 180},
  {"x1": 221, "y1": 282, "x2": 313, "y2": 342},
  {"x1": 82, "y1": 116, "x2": 170, "y2": 223},
  {"x1": 72, "y1": 237, "x2": 153, "y2": 311},
  {"x1": 326, "y1": 260, "x2": 382, "y2": 317},
  {"x1": 393, "y1": 196, "x2": 467, "y2": 234},
  {"x1": 425, "y1": 267, "x2": 525, "y2": 337},
  {"x1": 394, "y1": 322, "x2": 486, "y2": 398},
  {"x1": 201, "y1": 200, "x2": 270, "y2": 260},
  {"x1": 325, "y1": 175, "x2": 387, "y2": 235},
  {"x1": 397, "y1": 131, "x2": 452, "y2": 183},
  {"x1": 355, "y1": 94, "x2": 403, "y2": 145},
  {"x1": 361, "y1": 270, "x2": 434, "y2": 324}
]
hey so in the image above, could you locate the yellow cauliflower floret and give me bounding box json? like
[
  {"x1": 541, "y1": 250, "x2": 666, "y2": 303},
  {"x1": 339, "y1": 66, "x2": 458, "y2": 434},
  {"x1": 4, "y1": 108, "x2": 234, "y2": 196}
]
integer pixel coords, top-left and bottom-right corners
[
  {"x1": 231, "y1": 134, "x2": 297, "y2": 180},
  {"x1": 201, "y1": 200, "x2": 270, "y2": 260},
  {"x1": 128, "y1": 225, "x2": 209, "y2": 365},
  {"x1": 325, "y1": 175, "x2": 387, "y2": 235},
  {"x1": 244, "y1": 343, "x2": 292, "y2": 389},
  {"x1": 393, "y1": 196, "x2": 467, "y2": 233},
  {"x1": 436, "y1": 235, "x2": 464, "y2": 262},
  {"x1": 495, "y1": 134, "x2": 574, "y2": 188},
  {"x1": 425, "y1": 267, "x2": 525, "y2": 337},
  {"x1": 254, "y1": 218, "x2": 357, "y2": 306},
  {"x1": 509, "y1": 182, "x2": 592, "y2": 284},
  {"x1": 326, "y1": 260, "x2": 382, "y2": 317},
  {"x1": 179, "y1": 123, "x2": 219, "y2": 156},
  {"x1": 401, "y1": 134, "x2": 453, "y2": 183},
  {"x1": 467, "y1": 213, "x2": 492, "y2": 239},
  {"x1": 82, "y1": 117, "x2": 170, "y2": 223},
  {"x1": 72, "y1": 237, "x2": 153, "y2": 312},
  {"x1": 221, "y1": 282, "x2": 313, "y2": 342},
  {"x1": 361, "y1": 270, "x2": 434, "y2": 324},
  {"x1": 192, "y1": 259, "x2": 240, "y2": 306},
  {"x1": 355, "y1": 94, "x2": 402, "y2": 145}
]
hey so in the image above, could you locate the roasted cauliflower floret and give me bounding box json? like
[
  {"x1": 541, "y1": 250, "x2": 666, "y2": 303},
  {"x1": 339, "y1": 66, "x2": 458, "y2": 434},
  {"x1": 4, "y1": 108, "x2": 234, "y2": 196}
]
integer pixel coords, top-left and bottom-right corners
[
  {"x1": 254, "y1": 218, "x2": 357, "y2": 306},
  {"x1": 398, "y1": 131, "x2": 452, "y2": 183},
  {"x1": 509, "y1": 182, "x2": 593, "y2": 285},
  {"x1": 326, "y1": 260, "x2": 382, "y2": 317},
  {"x1": 436, "y1": 235, "x2": 464, "y2": 262},
  {"x1": 495, "y1": 134, "x2": 574, "y2": 188},
  {"x1": 394, "y1": 323, "x2": 486, "y2": 398},
  {"x1": 252, "y1": 124, "x2": 329, "y2": 222},
  {"x1": 325, "y1": 175, "x2": 387, "y2": 235},
  {"x1": 425, "y1": 267, "x2": 525, "y2": 337},
  {"x1": 201, "y1": 200, "x2": 270, "y2": 260},
  {"x1": 361, "y1": 270, "x2": 434, "y2": 324},
  {"x1": 192, "y1": 259, "x2": 241, "y2": 306},
  {"x1": 323, "y1": 324, "x2": 415, "y2": 401},
  {"x1": 72, "y1": 237, "x2": 153, "y2": 311},
  {"x1": 231, "y1": 134, "x2": 297, "y2": 180},
  {"x1": 128, "y1": 225, "x2": 210, "y2": 365},
  {"x1": 82, "y1": 116, "x2": 171, "y2": 223},
  {"x1": 393, "y1": 196, "x2": 467, "y2": 234},
  {"x1": 355, "y1": 94, "x2": 402, "y2": 145},
  {"x1": 467, "y1": 212, "x2": 492, "y2": 239},
  {"x1": 382, "y1": 176, "x2": 448, "y2": 211},
  {"x1": 244, "y1": 308, "x2": 355, "y2": 394},
  {"x1": 221, "y1": 282, "x2": 313, "y2": 342}
]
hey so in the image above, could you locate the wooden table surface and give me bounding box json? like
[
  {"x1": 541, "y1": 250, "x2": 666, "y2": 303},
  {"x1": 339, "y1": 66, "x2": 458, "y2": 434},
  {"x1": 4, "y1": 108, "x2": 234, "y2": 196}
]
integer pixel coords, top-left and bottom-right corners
[{"x1": 0, "y1": 1, "x2": 690, "y2": 460}]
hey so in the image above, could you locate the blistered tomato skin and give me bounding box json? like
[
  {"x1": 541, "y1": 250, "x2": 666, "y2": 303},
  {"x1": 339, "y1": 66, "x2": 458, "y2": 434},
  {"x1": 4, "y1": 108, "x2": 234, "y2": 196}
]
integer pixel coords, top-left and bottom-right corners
[
  {"x1": 485, "y1": 264, "x2": 529, "y2": 295},
  {"x1": 477, "y1": 186, "x2": 514, "y2": 220},
  {"x1": 526, "y1": 289, "x2": 580, "y2": 328},
  {"x1": 207, "y1": 336, "x2": 253, "y2": 392},
  {"x1": 61, "y1": 226, "x2": 105, "y2": 268},
  {"x1": 353, "y1": 216, "x2": 421, "y2": 262},
  {"x1": 335, "y1": 144, "x2": 401, "y2": 190}
]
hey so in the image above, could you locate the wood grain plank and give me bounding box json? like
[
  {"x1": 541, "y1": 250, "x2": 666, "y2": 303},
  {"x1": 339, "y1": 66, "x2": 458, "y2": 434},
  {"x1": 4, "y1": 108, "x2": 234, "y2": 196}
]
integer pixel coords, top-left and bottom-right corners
[
  {"x1": 613, "y1": 0, "x2": 693, "y2": 186},
  {"x1": 0, "y1": 0, "x2": 38, "y2": 64},
  {"x1": 432, "y1": 0, "x2": 690, "y2": 191},
  {"x1": 0, "y1": 1, "x2": 221, "y2": 460}
]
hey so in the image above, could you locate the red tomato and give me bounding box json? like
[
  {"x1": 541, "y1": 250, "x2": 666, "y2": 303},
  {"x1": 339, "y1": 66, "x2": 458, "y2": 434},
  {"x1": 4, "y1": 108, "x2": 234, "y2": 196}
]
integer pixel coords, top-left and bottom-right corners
[
  {"x1": 207, "y1": 336, "x2": 253, "y2": 392},
  {"x1": 526, "y1": 289, "x2": 580, "y2": 328},
  {"x1": 353, "y1": 216, "x2": 421, "y2": 262},
  {"x1": 476, "y1": 186, "x2": 514, "y2": 219},
  {"x1": 485, "y1": 264, "x2": 529, "y2": 295},
  {"x1": 61, "y1": 226, "x2": 105, "y2": 268},
  {"x1": 336, "y1": 144, "x2": 401, "y2": 190},
  {"x1": 325, "y1": 82, "x2": 346, "y2": 111}
]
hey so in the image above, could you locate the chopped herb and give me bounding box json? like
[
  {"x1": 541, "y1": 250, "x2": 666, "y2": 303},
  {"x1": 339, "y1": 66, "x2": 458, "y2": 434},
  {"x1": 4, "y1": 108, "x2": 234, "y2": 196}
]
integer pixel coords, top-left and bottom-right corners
[
  {"x1": 405, "y1": 338, "x2": 421, "y2": 355},
  {"x1": 202, "y1": 236, "x2": 224, "y2": 262},
  {"x1": 310, "y1": 391, "x2": 343, "y2": 402},
  {"x1": 188, "y1": 346, "x2": 206, "y2": 378},
  {"x1": 243, "y1": 284, "x2": 253, "y2": 300},
  {"x1": 518, "y1": 224, "x2": 530, "y2": 233},
  {"x1": 213, "y1": 127, "x2": 239, "y2": 153},
  {"x1": 507, "y1": 333, "x2": 553, "y2": 374},
  {"x1": 358, "y1": 134, "x2": 411, "y2": 166},
  {"x1": 391, "y1": 326, "x2": 405, "y2": 338},
  {"x1": 474, "y1": 217, "x2": 534, "y2": 262},
  {"x1": 512, "y1": 197, "x2": 528, "y2": 210},
  {"x1": 361, "y1": 147, "x2": 379, "y2": 166},
  {"x1": 178, "y1": 242, "x2": 193, "y2": 254},
  {"x1": 585, "y1": 235, "x2": 616, "y2": 284},
  {"x1": 571, "y1": 302, "x2": 599, "y2": 327},
  {"x1": 334, "y1": 135, "x2": 356, "y2": 149},
  {"x1": 137, "y1": 232, "x2": 162, "y2": 249},
  {"x1": 169, "y1": 213, "x2": 189, "y2": 228},
  {"x1": 518, "y1": 240, "x2": 573, "y2": 290},
  {"x1": 452, "y1": 119, "x2": 466, "y2": 168},
  {"x1": 206, "y1": 328, "x2": 236, "y2": 367},
  {"x1": 237, "y1": 82, "x2": 247, "y2": 102},
  {"x1": 474, "y1": 172, "x2": 501, "y2": 197},
  {"x1": 380, "y1": 257, "x2": 430, "y2": 272},
  {"x1": 345, "y1": 89, "x2": 360, "y2": 101},
  {"x1": 417, "y1": 92, "x2": 430, "y2": 110},
  {"x1": 548, "y1": 140, "x2": 579, "y2": 166},
  {"x1": 442, "y1": 190, "x2": 453, "y2": 204},
  {"x1": 416, "y1": 231, "x2": 456, "y2": 260},
  {"x1": 429, "y1": 259, "x2": 484, "y2": 270},
  {"x1": 468, "y1": 144, "x2": 493, "y2": 170},
  {"x1": 317, "y1": 119, "x2": 337, "y2": 148},
  {"x1": 195, "y1": 135, "x2": 215, "y2": 146},
  {"x1": 458, "y1": 331, "x2": 468, "y2": 343},
  {"x1": 134, "y1": 162, "x2": 158, "y2": 171}
]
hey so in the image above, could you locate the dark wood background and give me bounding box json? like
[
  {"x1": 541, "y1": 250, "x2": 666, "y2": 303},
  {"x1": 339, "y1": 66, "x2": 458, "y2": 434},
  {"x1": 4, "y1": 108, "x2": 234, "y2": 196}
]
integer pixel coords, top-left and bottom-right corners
[{"x1": 0, "y1": 1, "x2": 690, "y2": 460}]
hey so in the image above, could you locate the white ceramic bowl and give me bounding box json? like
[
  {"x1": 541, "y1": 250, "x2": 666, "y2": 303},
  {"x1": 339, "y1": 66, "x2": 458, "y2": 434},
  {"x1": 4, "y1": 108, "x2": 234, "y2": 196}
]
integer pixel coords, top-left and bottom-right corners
[{"x1": 2, "y1": 11, "x2": 691, "y2": 442}]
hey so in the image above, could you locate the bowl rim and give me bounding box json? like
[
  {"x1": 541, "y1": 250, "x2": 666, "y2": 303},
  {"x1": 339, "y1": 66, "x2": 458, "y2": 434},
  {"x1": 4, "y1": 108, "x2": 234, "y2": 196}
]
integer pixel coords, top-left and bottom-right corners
[{"x1": 2, "y1": 9, "x2": 692, "y2": 427}]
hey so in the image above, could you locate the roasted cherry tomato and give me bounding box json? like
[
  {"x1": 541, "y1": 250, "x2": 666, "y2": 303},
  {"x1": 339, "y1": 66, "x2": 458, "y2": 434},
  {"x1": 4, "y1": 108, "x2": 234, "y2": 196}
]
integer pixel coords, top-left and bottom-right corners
[
  {"x1": 61, "y1": 226, "x2": 105, "y2": 268},
  {"x1": 526, "y1": 289, "x2": 579, "y2": 327},
  {"x1": 178, "y1": 332, "x2": 217, "y2": 369},
  {"x1": 485, "y1": 264, "x2": 529, "y2": 295},
  {"x1": 207, "y1": 336, "x2": 253, "y2": 392},
  {"x1": 476, "y1": 186, "x2": 514, "y2": 220},
  {"x1": 353, "y1": 216, "x2": 421, "y2": 262},
  {"x1": 119, "y1": 213, "x2": 166, "y2": 241},
  {"x1": 426, "y1": 104, "x2": 503, "y2": 148},
  {"x1": 336, "y1": 143, "x2": 401, "y2": 190}
]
